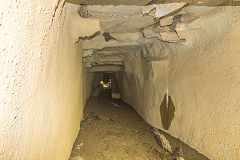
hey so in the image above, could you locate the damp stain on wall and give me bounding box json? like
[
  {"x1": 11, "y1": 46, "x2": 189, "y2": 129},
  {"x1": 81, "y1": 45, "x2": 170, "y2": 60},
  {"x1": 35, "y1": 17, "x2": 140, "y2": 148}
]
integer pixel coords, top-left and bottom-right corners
[{"x1": 160, "y1": 93, "x2": 175, "y2": 130}]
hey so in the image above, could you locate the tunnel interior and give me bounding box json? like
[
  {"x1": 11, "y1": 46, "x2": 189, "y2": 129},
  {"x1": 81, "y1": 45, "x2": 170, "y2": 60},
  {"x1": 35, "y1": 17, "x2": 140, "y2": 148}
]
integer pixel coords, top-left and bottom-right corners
[
  {"x1": 1, "y1": 0, "x2": 240, "y2": 160},
  {"x1": 70, "y1": 2, "x2": 239, "y2": 160}
]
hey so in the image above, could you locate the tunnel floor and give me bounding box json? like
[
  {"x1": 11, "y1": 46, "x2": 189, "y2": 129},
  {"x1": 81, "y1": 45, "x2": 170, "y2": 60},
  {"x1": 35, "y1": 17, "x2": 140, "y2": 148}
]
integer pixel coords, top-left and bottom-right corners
[{"x1": 69, "y1": 92, "x2": 209, "y2": 160}]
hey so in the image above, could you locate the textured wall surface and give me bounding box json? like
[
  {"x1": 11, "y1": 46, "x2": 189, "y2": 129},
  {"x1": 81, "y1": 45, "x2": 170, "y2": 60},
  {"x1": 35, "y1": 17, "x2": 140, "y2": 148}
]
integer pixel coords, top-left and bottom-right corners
[
  {"x1": 83, "y1": 71, "x2": 97, "y2": 105},
  {"x1": 0, "y1": 1, "x2": 84, "y2": 160},
  {"x1": 1, "y1": 1, "x2": 240, "y2": 159},
  {"x1": 118, "y1": 7, "x2": 240, "y2": 160}
]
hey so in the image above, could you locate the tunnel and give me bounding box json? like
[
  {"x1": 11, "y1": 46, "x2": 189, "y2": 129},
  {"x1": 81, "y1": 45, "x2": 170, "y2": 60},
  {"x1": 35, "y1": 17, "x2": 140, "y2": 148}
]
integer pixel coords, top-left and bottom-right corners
[{"x1": 0, "y1": 0, "x2": 240, "y2": 160}]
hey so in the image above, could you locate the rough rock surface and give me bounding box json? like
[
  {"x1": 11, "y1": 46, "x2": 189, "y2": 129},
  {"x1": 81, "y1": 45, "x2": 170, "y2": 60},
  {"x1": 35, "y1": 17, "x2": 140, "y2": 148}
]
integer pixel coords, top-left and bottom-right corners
[
  {"x1": 154, "y1": 129, "x2": 173, "y2": 153},
  {"x1": 116, "y1": 6, "x2": 240, "y2": 160},
  {"x1": 79, "y1": 4, "x2": 240, "y2": 160},
  {"x1": 0, "y1": 1, "x2": 88, "y2": 160},
  {"x1": 2, "y1": 1, "x2": 240, "y2": 160}
]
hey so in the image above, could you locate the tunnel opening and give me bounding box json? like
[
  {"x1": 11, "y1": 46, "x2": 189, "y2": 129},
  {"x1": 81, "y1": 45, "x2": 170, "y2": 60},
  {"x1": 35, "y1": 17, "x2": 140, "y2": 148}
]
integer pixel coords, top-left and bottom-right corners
[
  {"x1": 69, "y1": 2, "x2": 218, "y2": 160},
  {"x1": 1, "y1": 0, "x2": 240, "y2": 160}
]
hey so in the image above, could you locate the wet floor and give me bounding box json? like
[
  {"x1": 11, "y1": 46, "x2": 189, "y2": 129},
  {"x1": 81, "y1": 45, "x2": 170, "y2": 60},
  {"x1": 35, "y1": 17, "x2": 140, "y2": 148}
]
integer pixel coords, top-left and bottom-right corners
[{"x1": 69, "y1": 92, "x2": 209, "y2": 160}]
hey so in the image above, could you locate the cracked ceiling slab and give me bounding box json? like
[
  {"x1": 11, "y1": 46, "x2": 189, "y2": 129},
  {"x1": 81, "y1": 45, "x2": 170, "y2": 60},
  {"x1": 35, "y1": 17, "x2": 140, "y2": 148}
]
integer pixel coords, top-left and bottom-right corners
[
  {"x1": 84, "y1": 4, "x2": 187, "y2": 33},
  {"x1": 142, "y1": 3, "x2": 187, "y2": 18},
  {"x1": 78, "y1": 4, "x2": 219, "y2": 72},
  {"x1": 67, "y1": 0, "x2": 240, "y2": 6},
  {"x1": 85, "y1": 5, "x2": 153, "y2": 33},
  {"x1": 82, "y1": 32, "x2": 153, "y2": 50}
]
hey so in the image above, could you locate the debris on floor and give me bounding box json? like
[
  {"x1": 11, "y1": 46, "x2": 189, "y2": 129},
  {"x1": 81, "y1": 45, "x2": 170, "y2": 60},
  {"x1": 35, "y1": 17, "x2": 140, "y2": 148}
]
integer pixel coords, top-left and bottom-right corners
[
  {"x1": 74, "y1": 143, "x2": 84, "y2": 149},
  {"x1": 69, "y1": 93, "x2": 210, "y2": 160},
  {"x1": 95, "y1": 114, "x2": 111, "y2": 121},
  {"x1": 153, "y1": 128, "x2": 173, "y2": 153},
  {"x1": 111, "y1": 102, "x2": 120, "y2": 108}
]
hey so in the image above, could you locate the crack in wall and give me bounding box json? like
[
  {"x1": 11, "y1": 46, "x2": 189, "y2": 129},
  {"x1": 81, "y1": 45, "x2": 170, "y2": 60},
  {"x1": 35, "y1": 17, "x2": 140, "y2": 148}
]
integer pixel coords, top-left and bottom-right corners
[
  {"x1": 75, "y1": 31, "x2": 100, "y2": 43},
  {"x1": 49, "y1": 0, "x2": 66, "y2": 28}
]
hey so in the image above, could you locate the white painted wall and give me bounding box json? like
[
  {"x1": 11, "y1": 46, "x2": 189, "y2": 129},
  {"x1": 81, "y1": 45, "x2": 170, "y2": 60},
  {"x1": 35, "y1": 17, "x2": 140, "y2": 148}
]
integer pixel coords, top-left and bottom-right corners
[{"x1": 0, "y1": 1, "x2": 84, "y2": 159}]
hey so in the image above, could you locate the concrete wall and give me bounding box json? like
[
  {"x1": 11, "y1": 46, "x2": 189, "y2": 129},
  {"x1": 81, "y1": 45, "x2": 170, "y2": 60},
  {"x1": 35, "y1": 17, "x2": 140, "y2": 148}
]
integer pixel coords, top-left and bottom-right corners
[
  {"x1": 118, "y1": 7, "x2": 240, "y2": 160},
  {"x1": 83, "y1": 71, "x2": 97, "y2": 105},
  {"x1": 0, "y1": 1, "x2": 84, "y2": 160}
]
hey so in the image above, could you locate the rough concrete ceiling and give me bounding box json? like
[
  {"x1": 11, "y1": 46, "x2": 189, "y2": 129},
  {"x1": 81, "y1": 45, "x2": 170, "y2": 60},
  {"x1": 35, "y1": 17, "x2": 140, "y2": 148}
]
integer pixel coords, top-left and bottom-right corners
[
  {"x1": 80, "y1": 4, "x2": 223, "y2": 72},
  {"x1": 86, "y1": 5, "x2": 152, "y2": 33},
  {"x1": 80, "y1": 3, "x2": 189, "y2": 71},
  {"x1": 85, "y1": 4, "x2": 186, "y2": 33},
  {"x1": 67, "y1": 0, "x2": 240, "y2": 6}
]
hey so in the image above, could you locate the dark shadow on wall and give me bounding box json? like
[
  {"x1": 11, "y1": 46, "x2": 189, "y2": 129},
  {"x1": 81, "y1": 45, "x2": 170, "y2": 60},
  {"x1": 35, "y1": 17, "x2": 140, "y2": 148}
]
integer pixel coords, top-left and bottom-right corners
[{"x1": 160, "y1": 93, "x2": 175, "y2": 130}]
